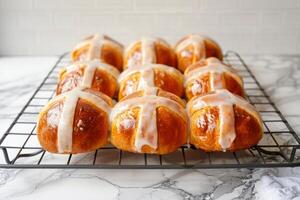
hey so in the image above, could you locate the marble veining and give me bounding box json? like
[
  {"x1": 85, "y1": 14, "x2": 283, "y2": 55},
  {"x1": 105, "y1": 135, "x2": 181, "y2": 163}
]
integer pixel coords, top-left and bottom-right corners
[
  {"x1": 0, "y1": 55, "x2": 300, "y2": 200},
  {"x1": 1, "y1": 168, "x2": 300, "y2": 200}
]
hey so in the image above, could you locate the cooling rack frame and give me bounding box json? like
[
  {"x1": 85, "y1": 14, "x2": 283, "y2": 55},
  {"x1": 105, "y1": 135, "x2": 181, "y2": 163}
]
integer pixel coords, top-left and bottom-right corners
[{"x1": 1, "y1": 51, "x2": 300, "y2": 169}]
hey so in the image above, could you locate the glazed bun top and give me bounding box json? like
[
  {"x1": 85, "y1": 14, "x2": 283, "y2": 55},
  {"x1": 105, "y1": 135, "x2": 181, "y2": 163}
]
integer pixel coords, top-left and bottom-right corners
[
  {"x1": 175, "y1": 34, "x2": 223, "y2": 72},
  {"x1": 184, "y1": 57, "x2": 243, "y2": 91},
  {"x1": 124, "y1": 37, "x2": 177, "y2": 69},
  {"x1": 184, "y1": 57, "x2": 225, "y2": 74},
  {"x1": 118, "y1": 63, "x2": 184, "y2": 99},
  {"x1": 71, "y1": 34, "x2": 124, "y2": 71},
  {"x1": 119, "y1": 87, "x2": 186, "y2": 107},
  {"x1": 187, "y1": 89, "x2": 263, "y2": 150},
  {"x1": 111, "y1": 87, "x2": 187, "y2": 152},
  {"x1": 38, "y1": 87, "x2": 113, "y2": 153},
  {"x1": 56, "y1": 60, "x2": 120, "y2": 97}
]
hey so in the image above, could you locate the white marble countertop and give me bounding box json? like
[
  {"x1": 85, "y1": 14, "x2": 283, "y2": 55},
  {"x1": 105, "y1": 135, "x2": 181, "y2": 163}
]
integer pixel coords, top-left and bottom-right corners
[{"x1": 0, "y1": 55, "x2": 300, "y2": 200}]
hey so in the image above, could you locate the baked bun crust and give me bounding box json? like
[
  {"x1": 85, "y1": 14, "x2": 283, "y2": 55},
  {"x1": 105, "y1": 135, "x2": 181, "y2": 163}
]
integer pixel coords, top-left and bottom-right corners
[
  {"x1": 71, "y1": 34, "x2": 123, "y2": 71},
  {"x1": 111, "y1": 88, "x2": 187, "y2": 154},
  {"x1": 187, "y1": 89, "x2": 263, "y2": 152},
  {"x1": 37, "y1": 87, "x2": 113, "y2": 154},
  {"x1": 184, "y1": 58, "x2": 244, "y2": 100},
  {"x1": 124, "y1": 37, "x2": 177, "y2": 70},
  {"x1": 56, "y1": 60, "x2": 120, "y2": 98},
  {"x1": 118, "y1": 64, "x2": 184, "y2": 100},
  {"x1": 175, "y1": 34, "x2": 223, "y2": 72}
]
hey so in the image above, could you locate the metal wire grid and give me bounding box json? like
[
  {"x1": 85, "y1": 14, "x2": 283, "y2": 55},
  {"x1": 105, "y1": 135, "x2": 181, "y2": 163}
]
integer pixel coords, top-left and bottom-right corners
[{"x1": 0, "y1": 51, "x2": 299, "y2": 169}]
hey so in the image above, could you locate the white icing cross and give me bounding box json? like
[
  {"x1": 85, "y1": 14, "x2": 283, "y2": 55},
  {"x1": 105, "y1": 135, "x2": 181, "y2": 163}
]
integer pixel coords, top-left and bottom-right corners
[
  {"x1": 141, "y1": 37, "x2": 157, "y2": 65},
  {"x1": 137, "y1": 66, "x2": 155, "y2": 94},
  {"x1": 81, "y1": 61, "x2": 98, "y2": 87},
  {"x1": 111, "y1": 95, "x2": 187, "y2": 152},
  {"x1": 135, "y1": 100, "x2": 158, "y2": 150},
  {"x1": 87, "y1": 34, "x2": 104, "y2": 60},
  {"x1": 187, "y1": 89, "x2": 261, "y2": 151}
]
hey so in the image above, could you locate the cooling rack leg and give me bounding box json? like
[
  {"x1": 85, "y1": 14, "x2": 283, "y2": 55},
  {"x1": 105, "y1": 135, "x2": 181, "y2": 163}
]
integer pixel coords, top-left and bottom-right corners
[
  {"x1": 10, "y1": 150, "x2": 44, "y2": 164},
  {"x1": 289, "y1": 147, "x2": 299, "y2": 162},
  {"x1": 1, "y1": 148, "x2": 12, "y2": 164}
]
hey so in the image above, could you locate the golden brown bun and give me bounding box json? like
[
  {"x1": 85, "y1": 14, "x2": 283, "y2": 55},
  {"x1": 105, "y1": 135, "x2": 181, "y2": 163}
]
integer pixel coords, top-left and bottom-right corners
[
  {"x1": 123, "y1": 37, "x2": 177, "y2": 70},
  {"x1": 111, "y1": 88, "x2": 187, "y2": 154},
  {"x1": 56, "y1": 60, "x2": 120, "y2": 98},
  {"x1": 184, "y1": 58, "x2": 244, "y2": 100},
  {"x1": 37, "y1": 87, "x2": 113, "y2": 154},
  {"x1": 71, "y1": 34, "x2": 123, "y2": 71},
  {"x1": 187, "y1": 90, "x2": 263, "y2": 152},
  {"x1": 175, "y1": 34, "x2": 223, "y2": 72},
  {"x1": 118, "y1": 64, "x2": 184, "y2": 100}
]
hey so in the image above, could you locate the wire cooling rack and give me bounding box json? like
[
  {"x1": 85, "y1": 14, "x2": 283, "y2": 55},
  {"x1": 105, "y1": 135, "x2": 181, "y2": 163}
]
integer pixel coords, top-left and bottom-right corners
[{"x1": 0, "y1": 51, "x2": 299, "y2": 169}]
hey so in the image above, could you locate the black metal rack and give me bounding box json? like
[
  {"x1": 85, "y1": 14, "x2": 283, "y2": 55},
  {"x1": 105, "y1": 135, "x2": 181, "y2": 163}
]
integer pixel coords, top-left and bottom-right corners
[{"x1": 0, "y1": 51, "x2": 299, "y2": 169}]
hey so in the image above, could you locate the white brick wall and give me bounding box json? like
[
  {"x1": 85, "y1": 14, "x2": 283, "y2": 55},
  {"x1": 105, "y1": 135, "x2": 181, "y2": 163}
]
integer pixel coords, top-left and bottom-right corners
[{"x1": 0, "y1": 0, "x2": 300, "y2": 55}]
